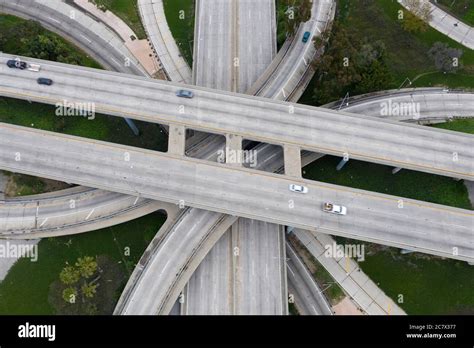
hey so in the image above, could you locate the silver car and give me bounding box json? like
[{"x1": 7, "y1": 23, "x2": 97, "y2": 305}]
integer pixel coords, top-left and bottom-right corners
[
  {"x1": 289, "y1": 184, "x2": 308, "y2": 194},
  {"x1": 176, "y1": 89, "x2": 194, "y2": 98}
]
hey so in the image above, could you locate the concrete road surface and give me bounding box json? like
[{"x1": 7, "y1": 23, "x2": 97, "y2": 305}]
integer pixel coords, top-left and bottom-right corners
[
  {"x1": 0, "y1": 123, "x2": 472, "y2": 263},
  {"x1": 1, "y1": 54, "x2": 471, "y2": 180}
]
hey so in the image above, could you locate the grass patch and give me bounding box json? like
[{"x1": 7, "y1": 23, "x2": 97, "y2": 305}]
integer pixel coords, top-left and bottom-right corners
[
  {"x1": 432, "y1": 118, "x2": 474, "y2": 134},
  {"x1": 0, "y1": 98, "x2": 168, "y2": 152},
  {"x1": 3, "y1": 173, "x2": 45, "y2": 197},
  {"x1": 90, "y1": 0, "x2": 146, "y2": 39},
  {"x1": 0, "y1": 212, "x2": 166, "y2": 314},
  {"x1": 358, "y1": 245, "x2": 474, "y2": 314},
  {"x1": 162, "y1": 0, "x2": 195, "y2": 66}
]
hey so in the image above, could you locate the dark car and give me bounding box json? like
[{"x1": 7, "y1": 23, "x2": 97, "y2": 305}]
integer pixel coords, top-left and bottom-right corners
[
  {"x1": 302, "y1": 31, "x2": 311, "y2": 43},
  {"x1": 7, "y1": 59, "x2": 27, "y2": 70},
  {"x1": 176, "y1": 89, "x2": 194, "y2": 98},
  {"x1": 37, "y1": 78, "x2": 53, "y2": 86}
]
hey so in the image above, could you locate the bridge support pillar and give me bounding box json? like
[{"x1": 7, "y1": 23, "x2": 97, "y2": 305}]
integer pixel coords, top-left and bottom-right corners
[
  {"x1": 284, "y1": 145, "x2": 301, "y2": 177},
  {"x1": 392, "y1": 167, "x2": 402, "y2": 174},
  {"x1": 125, "y1": 118, "x2": 140, "y2": 136},
  {"x1": 336, "y1": 158, "x2": 349, "y2": 171},
  {"x1": 225, "y1": 134, "x2": 243, "y2": 166},
  {"x1": 168, "y1": 124, "x2": 186, "y2": 155}
]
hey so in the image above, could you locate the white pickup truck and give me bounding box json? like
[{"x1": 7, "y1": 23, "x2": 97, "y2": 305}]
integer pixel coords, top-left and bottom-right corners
[
  {"x1": 27, "y1": 63, "x2": 41, "y2": 72},
  {"x1": 323, "y1": 202, "x2": 347, "y2": 215}
]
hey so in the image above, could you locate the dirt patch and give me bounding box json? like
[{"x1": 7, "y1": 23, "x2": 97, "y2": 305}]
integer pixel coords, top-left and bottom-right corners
[
  {"x1": 333, "y1": 297, "x2": 364, "y2": 315},
  {"x1": 4, "y1": 173, "x2": 71, "y2": 198}
]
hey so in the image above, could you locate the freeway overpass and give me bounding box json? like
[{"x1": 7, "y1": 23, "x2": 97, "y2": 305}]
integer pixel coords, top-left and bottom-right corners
[
  {"x1": 0, "y1": 54, "x2": 472, "y2": 180},
  {"x1": 2, "y1": 86, "x2": 471, "y2": 238},
  {"x1": 0, "y1": 122, "x2": 472, "y2": 264},
  {"x1": 0, "y1": 187, "x2": 173, "y2": 238}
]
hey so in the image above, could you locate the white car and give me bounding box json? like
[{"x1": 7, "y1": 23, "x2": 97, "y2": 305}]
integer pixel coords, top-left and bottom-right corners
[
  {"x1": 323, "y1": 202, "x2": 347, "y2": 215},
  {"x1": 289, "y1": 184, "x2": 308, "y2": 194},
  {"x1": 27, "y1": 63, "x2": 41, "y2": 72}
]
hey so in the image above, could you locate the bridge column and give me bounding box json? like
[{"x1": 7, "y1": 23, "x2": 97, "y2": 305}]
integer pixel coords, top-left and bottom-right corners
[
  {"x1": 225, "y1": 134, "x2": 243, "y2": 166},
  {"x1": 168, "y1": 124, "x2": 186, "y2": 155},
  {"x1": 284, "y1": 145, "x2": 301, "y2": 177},
  {"x1": 125, "y1": 118, "x2": 140, "y2": 136},
  {"x1": 336, "y1": 158, "x2": 348, "y2": 171},
  {"x1": 392, "y1": 167, "x2": 402, "y2": 174}
]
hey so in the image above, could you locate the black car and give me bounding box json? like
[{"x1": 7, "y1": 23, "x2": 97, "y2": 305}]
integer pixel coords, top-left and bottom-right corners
[
  {"x1": 37, "y1": 78, "x2": 53, "y2": 86},
  {"x1": 7, "y1": 59, "x2": 27, "y2": 70}
]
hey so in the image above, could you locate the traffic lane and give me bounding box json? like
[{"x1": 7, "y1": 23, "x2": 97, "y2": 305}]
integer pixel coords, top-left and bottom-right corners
[
  {"x1": 0, "y1": 55, "x2": 471, "y2": 179},
  {"x1": 0, "y1": 123, "x2": 472, "y2": 260}
]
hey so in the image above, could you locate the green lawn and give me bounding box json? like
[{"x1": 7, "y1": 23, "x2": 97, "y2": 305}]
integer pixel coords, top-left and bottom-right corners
[
  {"x1": 359, "y1": 247, "x2": 474, "y2": 314},
  {"x1": 433, "y1": 118, "x2": 474, "y2": 134},
  {"x1": 0, "y1": 98, "x2": 168, "y2": 152},
  {"x1": 162, "y1": 0, "x2": 195, "y2": 66},
  {"x1": 436, "y1": 0, "x2": 474, "y2": 26},
  {"x1": 90, "y1": 0, "x2": 146, "y2": 39},
  {"x1": 0, "y1": 213, "x2": 166, "y2": 314},
  {"x1": 2, "y1": 172, "x2": 47, "y2": 197}
]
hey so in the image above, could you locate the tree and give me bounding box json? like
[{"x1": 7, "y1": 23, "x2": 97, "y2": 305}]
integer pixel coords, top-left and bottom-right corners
[
  {"x1": 57, "y1": 256, "x2": 99, "y2": 305},
  {"x1": 311, "y1": 23, "x2": 392, "y2": 105},
  {"x1": 75, "y1": 256, "x2": 98, "y2": 279},
  {"x1": 21, "y1": 34, "x2": 82, "y2": 65},
  {"x1": 280, "y1": 0, "x2": 313, "y2": 37},
  {"x1": 62, "y1": 287, "x2": 77, "y2": 304},
  {"x1": 428, "y1": 42, "x2": 463, "y2": 72},
  {"x1": 50, "y1": 255, "x2": 121, "y2": 315},
  {"x1": 81, "y1": 283, "x2": 98, "y2": 299},
  {"x1": 59, "y1": 265, "x2": 80, "y2": 285}
]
